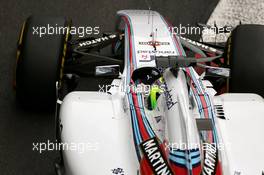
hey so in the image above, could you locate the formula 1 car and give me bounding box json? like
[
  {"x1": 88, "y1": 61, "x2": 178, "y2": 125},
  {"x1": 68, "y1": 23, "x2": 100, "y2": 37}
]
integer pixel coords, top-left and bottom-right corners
[{"x1": 15, "y1": 10, "x2": 264, "y2": 175}]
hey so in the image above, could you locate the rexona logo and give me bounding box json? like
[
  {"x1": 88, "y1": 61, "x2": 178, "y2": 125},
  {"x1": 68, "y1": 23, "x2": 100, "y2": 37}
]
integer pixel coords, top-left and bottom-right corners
[
  {"x1": 163, "y1": 81, "x2": 177, "y2": 110},
  {"x1": 139, "y1": 41, "x2": 170, "y2": 47},
  {"x1": 140, "y1": 137, "x2": 173, "y2": 175},
  {"x1": 202, "y1": 143, "x2": 218, "y2": 175}
]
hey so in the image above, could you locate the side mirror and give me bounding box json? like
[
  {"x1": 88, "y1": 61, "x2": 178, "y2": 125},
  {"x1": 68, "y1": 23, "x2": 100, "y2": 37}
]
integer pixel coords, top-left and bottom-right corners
[
  {"x1": 95, "y1": 65, "x2": 120, "y2": 77},
  {"x1": 198, "y1": 64, "x2": 230, "y2": 78},
  {"x1": 205, "y1": 67, "x2": 230, "y2": 78}
]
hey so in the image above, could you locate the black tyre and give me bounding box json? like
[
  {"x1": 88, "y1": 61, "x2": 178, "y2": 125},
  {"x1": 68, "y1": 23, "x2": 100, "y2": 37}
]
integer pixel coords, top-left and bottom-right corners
[
  {"x1": 226, "y1": 24, "x2": 264, "y2": 97},
  {"x1": 15, "y1": 16, "x2": 70, "y2": 108}
]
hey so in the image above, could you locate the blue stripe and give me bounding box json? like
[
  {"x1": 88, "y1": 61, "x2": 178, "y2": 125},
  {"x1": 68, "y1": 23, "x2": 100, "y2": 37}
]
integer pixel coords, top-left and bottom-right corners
[
  {"x1": 120, "y1": 13, "x2": 137, "y2": 69},
  {"x1": 187, "y1": 67, "x2": 220, "y2": 144},
  {"x1": 123, "y1": 13, "x2": 155, "y2": 138},
  {"x1": 186, "y1": 68, "x2": 205, "y2": 116},
  {"x1": 190, "y1": 151, "x2": 200, "y2": 158},
  {"x1": 136, "y1": 94, "x2": 155, "y2": 137},
  {"x1": 169, "y1": 153, "x2": 201, "y2": 166},
  {"x1": 204, "y1": 93, "x2": 219, "y2": 143},
  {"x1": 170, "y1": 148, "x2": 201, "y2": 168},
  {"x1": 123, "y1": 13, "x2": 155, "y2": 146},
  {"x1": 169, "y1": 154, "x2": 187, "y2": 165},
  {"x1": 189, "y1": 67, "x2": 203, "y2": 94},
  {"x1": 128, "y1": 94, "x2": 142, "y2": 144},
  {"x1": 191, "y1": 156, "x2": 201, "y2": 166},
  {"x1": 170, "y1": 150, "x2": 185, "y2": 157},
  {"x1": 193, "y1": 93, "x2": 205, "y2": 117}
]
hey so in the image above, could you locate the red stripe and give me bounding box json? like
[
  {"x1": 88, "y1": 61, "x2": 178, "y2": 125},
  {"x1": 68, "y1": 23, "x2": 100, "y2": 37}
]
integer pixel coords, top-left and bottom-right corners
[
  {"x1": 185, "y1": 68, "x2": 214, "y2": 142},
  {"x1": 122, "y1": 15, "x2": 150, "y2": 140},
  {"x1": 199, "y1": 94, "x2": 214, "y2": 141},
  {"x1": 215, "y1": 161, "x2": 223, "y2": 175},
  {"x1": 192, "y1": 164, "x2": 202, "y2": 175},
  {"x1": 140, "y1": 157, "x2": 153, "y2": 175},
  {"x1": 171, "y1": 163, "x2": 188, "y2": 175},
  {"x1": 121, "y1": 16, "x2": 134, "y2": 76},
  {"x1": 122, "y1": 14, "x2": 187, "y2": 174},
  {"x1": 199, "y1": 95, "x2": 209, "y2": 118},
  {"x1": 131, "y1": 92, "x2": 150, "y2": 140}
]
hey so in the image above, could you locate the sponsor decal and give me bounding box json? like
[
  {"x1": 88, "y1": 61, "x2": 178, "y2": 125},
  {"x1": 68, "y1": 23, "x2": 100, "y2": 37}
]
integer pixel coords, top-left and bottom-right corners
[
  {"x1": 111, "y1": 168, "x2": 125, "y2": 175},
  {"x1": 137, "y1": 50, "x2": 176, "y2": 55},
  {"x1": 139, "y1": 54, "x2": 155, "y2": 62},
  {"x1": 78, "y1": 34, "x2": 117, "y2": 47},
  {"x1": 139, "y1": 41, "x2": 170, "y2": 47},
  {"x1": 234, "y1": 171, "x2": 241, "y2": 175},
  {"x1": 163, "y1": 82, "x2": 177, "y2": 110},
  {"x1": 137, "y1": 50, "x2": 176, "y2": 63},
  {"x1": 140, "y1": 137, "x2": 173, "y2": 175},
  {"x1": 202, "y1": 143, "x2": 218, "y2": 175}
]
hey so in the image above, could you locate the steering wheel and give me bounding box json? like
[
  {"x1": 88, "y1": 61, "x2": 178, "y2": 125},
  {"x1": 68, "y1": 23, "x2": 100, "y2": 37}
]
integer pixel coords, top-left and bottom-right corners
[{"x1": 131, "y1": 67, "x2": 161, "y2": 85}]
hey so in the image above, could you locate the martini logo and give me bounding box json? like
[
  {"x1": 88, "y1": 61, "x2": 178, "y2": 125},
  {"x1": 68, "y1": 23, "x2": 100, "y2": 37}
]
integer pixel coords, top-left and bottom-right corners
[
  {"x1": 202, "y1": 143, "x2": 218, "y2": 175},
  {"x1": 139, "y1": 41, "x2": 170, "y2": 47},
  {"x1": 140, "y1": 138, "x2": 173, "y2": 175}
]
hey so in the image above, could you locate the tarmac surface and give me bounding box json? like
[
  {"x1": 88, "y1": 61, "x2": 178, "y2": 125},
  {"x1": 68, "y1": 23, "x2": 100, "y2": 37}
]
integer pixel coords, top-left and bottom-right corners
[{"x1": 0, "y1": 0, "x2": 218, "y2": 174}]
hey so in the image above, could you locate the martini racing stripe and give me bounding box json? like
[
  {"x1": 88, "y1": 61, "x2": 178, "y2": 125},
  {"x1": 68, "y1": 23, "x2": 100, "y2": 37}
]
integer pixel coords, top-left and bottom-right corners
[
  {"x1": 169, "y1": 148, "x2": 201, "y2": 175},
  {"x1": 165, "y1": 21, "x2": 203, "y2": 174},
  {"x1": 120, "y1": 14, "x2": 137, "y2": 70},
  {"x1": 185, "y1": 67, "x2": 214, "y2": 142},
  {"x1": 131, "y1": 92, "x2": 152, "y2": 140},
  {"x1": 123, "y1": 14, "x2": 148, "y2": 161},
  {"x1": 128, "y1": 93, "x2": 142, "y2": 145},
  {"x1": 184, "y1": 68, "x2": 222, "y2": 174},
  {"x1": 136, "y1": 94, "x2": 156, "y2": 137},
  {"x1": 121, "y1": 13, "x2": 156, "y2": 143},
  {"x1": 121, "y1": 13, "x2": 175, "y2": 175}
]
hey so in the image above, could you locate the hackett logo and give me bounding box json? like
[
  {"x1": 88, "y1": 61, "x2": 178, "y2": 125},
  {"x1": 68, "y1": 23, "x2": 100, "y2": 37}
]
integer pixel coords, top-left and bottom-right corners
[{"x1": 140, "y1": 138, "x2": 173, "y2": 175}]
